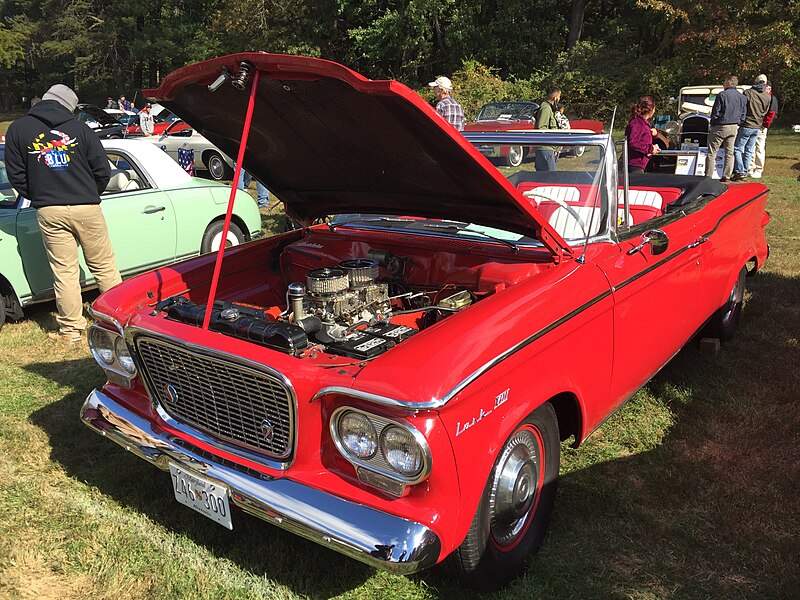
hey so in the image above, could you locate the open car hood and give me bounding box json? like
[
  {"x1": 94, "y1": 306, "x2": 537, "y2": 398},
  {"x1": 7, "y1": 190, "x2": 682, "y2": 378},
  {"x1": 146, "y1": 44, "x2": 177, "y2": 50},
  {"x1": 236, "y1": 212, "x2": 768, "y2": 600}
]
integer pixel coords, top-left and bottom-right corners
[{"x1": 145, "y1": 53, "x2": 570, "y2": 257}]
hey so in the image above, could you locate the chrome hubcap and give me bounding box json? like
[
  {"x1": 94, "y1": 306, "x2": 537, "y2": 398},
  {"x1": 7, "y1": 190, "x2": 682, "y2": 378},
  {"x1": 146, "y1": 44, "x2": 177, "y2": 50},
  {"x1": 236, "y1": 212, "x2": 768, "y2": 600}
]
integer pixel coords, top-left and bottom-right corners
[
  {"x1": 508, "y1": 146, "x2": 523, "y2": 166},
  {"x1": 489, "y1": 429, "x2": 540, "y2": 546},
  {"x1": 208, "y1": 156, "x2": 224, "y2": 179}
]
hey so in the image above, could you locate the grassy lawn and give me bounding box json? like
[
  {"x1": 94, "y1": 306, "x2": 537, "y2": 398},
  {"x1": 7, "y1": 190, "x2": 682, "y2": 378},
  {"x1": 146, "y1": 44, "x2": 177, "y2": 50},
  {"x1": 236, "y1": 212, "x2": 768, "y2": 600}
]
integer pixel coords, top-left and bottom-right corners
[{"x1": 0, "y1": 131, "x2": 798, "y2": 599}]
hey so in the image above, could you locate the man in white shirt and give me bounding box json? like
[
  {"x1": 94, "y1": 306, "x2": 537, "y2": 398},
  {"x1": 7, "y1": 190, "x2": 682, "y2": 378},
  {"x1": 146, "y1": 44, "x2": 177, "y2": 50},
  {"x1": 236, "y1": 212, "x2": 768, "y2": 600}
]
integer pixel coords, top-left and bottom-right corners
[{"x1": 140, "y1": 103, "x2": 155, "y2": 137}]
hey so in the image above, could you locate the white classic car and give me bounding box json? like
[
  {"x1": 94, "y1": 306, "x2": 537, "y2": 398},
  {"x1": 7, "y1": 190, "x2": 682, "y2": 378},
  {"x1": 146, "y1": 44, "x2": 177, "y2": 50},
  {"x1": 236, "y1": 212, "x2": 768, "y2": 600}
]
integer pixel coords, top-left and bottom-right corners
[{"x1": 144, "y1": 120, "x2": 236, "y2": 181}]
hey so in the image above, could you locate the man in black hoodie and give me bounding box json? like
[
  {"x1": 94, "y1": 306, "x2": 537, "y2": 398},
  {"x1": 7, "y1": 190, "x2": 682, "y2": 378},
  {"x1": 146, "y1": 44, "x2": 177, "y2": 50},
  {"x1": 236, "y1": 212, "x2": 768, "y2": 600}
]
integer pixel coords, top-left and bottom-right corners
[{"x1": 5, "y1": 84, "x2": 121, "y2": 344}]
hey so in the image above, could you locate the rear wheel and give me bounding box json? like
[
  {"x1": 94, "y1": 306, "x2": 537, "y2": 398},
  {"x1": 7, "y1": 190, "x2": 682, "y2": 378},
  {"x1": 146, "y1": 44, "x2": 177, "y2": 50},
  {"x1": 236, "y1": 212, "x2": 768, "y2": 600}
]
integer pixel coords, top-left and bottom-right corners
[
  {"x1": 703, "y1": 266, "x2": 746, "y2": 341},
  {"x1": 201, "y1": 221, "x2": 245, "y2": 254},
  {"x1": 450, "y1": 402, "x2": 560, "y2": 591}
]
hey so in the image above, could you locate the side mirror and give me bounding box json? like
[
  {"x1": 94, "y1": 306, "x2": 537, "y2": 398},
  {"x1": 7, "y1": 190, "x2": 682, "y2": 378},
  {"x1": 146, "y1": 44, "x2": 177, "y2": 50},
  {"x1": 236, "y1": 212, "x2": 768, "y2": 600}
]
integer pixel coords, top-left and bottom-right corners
[{"x1": 627, "y1": 229, "x2": 669, "y2": 256}]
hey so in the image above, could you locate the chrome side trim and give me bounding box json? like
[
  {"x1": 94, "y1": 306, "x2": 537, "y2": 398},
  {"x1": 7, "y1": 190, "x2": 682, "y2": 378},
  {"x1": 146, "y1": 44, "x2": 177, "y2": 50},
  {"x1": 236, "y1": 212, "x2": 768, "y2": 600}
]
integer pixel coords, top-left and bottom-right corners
[
  {"x1": 438, "y1": 288, "x2": 613, "y2": 404},
  {"x1": 312, "y1": 386, "x2": 442, "y2": 410},
  {"x1": 81, "y1": 389, "x2": 441, "y2": 574},
  {"x1": 124, "y1": 326, "x2": 298, "y2": 471},
  {"x1": 313, "y1": 288, "x2": 613, "y2": 410}
]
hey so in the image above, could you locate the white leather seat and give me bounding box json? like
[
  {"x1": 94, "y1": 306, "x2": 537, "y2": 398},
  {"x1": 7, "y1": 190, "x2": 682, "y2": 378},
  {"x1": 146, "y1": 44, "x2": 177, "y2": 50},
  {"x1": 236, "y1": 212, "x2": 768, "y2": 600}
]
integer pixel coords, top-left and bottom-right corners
[
  {"x1": 523, "y1": 185, "x2": 581, "y2": 204},
  {"x1": 106, "y1": 170, "x2": 130, "y2": 193},
  {"x1": 548, "y1": 206, "x2": 603, "y2": 239},
  {"x1": 617, "y1": 189, "x2": 664, "y2": 208}
]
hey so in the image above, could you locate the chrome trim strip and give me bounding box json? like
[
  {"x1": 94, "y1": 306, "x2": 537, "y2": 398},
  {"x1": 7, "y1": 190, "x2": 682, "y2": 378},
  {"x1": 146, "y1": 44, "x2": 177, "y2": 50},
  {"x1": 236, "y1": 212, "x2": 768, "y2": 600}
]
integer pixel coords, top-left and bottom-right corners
[
  {"x1": 614, "y1": 192, "x2": 767, "y2": 293},
  {"x1": 81, "y1": 389, "x2": 441, "y2": 574},
  {"x1": 329, "y1": 406, "x2": 432, "y2": 487},
  {"x1": 312, "y1": 386, "x2": 443, "y2": 411},
  {"x1": 438, "y1": 288, "x2": 613, "y2": 404},
  {"x1": 313, "y1": 288, "x2": 613, "y2": 410},
  {"x1": 124, "y1": 326, "x2": 298, "y2": 471}
]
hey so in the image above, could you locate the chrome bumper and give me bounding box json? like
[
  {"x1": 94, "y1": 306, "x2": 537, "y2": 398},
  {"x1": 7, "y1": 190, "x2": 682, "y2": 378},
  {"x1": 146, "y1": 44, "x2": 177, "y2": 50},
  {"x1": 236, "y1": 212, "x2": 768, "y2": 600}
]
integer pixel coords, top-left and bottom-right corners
[{"x1": 80, "y1": 389, "x2": 441, "y2": 574}]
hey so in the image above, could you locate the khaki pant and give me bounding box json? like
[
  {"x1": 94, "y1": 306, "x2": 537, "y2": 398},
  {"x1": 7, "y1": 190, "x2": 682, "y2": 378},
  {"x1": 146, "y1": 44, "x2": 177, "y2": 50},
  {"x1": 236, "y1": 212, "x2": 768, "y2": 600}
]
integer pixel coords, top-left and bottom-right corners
[
  {"x1": 706, "y1": 124, "x2": 738, "y2": 178},
  {"x1": 748, "y1": 127, "x2": 768, "y2": 178},
  {"x1": 37, "y1": 204, "x2": 122, "y2": 336}
]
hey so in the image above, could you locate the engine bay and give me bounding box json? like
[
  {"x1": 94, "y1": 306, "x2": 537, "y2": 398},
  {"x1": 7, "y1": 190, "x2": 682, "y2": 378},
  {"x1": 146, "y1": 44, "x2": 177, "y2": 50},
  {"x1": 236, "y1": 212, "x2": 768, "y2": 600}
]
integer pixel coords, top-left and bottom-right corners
[
  {"x1": 159, "y1": 249, "x2": 475, "y2": 361},
  {"x1": 154, "y1": 228, "x2": 553, "y2": 362}
]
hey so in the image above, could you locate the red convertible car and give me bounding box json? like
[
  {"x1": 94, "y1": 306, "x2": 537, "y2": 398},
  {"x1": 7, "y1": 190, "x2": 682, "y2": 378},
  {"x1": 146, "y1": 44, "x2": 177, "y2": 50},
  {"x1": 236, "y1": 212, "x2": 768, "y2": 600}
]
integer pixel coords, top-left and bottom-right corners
[
  {"x1": 464, "y1": 101, "x2": 605, "y2": 166},
  {"x1": 80, "y1": 54, "x2": 770, "y2": 590},
  {"x1": 125, "y1": 113, "x2": 190, "y2": 137}
]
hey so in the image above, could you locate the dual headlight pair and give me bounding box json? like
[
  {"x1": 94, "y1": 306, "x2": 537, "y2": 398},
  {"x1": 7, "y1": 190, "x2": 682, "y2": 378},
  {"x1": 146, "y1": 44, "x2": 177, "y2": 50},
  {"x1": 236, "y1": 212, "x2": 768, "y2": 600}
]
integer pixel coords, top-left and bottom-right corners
[
  {"x1": 331, "y1": 407, "x2": 431, "y2": 494},
  {"x1": 88, "y1": 325, "x2": 137, "y2": 384}
]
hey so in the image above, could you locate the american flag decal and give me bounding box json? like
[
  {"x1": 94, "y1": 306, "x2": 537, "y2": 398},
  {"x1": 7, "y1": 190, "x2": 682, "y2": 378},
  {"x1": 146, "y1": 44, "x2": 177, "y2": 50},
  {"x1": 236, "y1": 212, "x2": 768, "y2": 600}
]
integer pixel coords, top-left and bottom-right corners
[{"x1": 177, "y1": 147, "x2": 195, "y2": 175}]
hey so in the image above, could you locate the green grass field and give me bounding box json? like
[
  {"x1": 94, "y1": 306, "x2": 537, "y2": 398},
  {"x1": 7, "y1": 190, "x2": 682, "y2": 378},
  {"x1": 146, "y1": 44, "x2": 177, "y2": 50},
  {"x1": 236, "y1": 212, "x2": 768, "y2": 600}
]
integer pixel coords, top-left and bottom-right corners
[{"x1": 0, "y1": 131, "x2": 798, "y2": 599}]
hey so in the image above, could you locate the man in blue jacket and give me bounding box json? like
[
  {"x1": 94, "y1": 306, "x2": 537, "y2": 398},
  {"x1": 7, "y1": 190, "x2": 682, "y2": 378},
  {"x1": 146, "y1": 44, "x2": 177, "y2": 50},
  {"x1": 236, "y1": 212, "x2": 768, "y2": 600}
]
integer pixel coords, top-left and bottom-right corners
[
  {"x1": 5, "y1": 84, "x2": 121, "y2": 344},
  {"x1": 704, "y1": 75, "x2": 747, "y2": 181}
]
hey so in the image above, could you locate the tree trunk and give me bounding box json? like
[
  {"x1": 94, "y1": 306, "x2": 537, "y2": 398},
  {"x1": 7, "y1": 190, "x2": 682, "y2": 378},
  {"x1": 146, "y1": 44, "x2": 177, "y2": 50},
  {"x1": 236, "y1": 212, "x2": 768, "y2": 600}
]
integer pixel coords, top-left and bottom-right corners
[{"x1": 566, "y1": 0, "x2": 588, "y2": 51}]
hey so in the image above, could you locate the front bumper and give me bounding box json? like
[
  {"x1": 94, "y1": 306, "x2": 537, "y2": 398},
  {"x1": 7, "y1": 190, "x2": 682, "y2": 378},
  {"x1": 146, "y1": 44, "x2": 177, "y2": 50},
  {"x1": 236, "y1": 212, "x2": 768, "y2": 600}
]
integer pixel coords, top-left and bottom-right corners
[{"x1": 80, "y1": 389, "x2": 442, "y2": 574}]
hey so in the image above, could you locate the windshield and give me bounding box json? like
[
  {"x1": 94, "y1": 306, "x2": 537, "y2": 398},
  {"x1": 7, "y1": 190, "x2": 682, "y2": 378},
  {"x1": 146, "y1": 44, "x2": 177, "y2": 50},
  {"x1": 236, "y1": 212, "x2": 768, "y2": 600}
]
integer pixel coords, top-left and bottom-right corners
[
  {"x1": 331, "y1": 138, "x2": 608, "y2": 246},
  {"x1": 476, "y1": 102, "x2": 538, "y2": 122}
]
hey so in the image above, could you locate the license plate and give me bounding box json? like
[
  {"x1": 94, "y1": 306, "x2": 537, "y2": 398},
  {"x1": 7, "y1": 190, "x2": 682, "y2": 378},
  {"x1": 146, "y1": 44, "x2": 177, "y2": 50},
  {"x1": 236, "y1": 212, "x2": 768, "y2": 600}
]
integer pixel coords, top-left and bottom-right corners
[{"x1": 169, "y1": 463, "x2": 233, "y2": 530}]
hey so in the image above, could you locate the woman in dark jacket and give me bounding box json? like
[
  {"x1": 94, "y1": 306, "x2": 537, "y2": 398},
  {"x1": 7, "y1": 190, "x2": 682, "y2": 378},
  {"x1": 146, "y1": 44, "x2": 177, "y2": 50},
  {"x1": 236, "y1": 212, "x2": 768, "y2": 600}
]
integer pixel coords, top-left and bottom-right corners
[{"x1": 625, "y1": 96, "x2": 659, "y2": 174}]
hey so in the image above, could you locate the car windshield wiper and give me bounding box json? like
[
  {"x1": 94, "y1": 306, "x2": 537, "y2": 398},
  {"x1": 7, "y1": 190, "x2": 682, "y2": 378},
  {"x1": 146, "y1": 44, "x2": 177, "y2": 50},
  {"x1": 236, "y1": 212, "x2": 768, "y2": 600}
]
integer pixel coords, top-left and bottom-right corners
[
  {"x1": 328, "y1": 216, "x2": 417, "y2": 230},
  {"x1": 418, "y1": 221, "x2": 520, "y2": 252}
]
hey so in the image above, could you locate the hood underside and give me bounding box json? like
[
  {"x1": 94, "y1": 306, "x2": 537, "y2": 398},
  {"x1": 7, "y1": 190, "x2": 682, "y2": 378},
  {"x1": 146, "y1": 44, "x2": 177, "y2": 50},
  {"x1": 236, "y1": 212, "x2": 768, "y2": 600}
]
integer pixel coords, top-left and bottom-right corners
[{"x1": 145, "y1": 53, "x2": 569, "y2": 256}]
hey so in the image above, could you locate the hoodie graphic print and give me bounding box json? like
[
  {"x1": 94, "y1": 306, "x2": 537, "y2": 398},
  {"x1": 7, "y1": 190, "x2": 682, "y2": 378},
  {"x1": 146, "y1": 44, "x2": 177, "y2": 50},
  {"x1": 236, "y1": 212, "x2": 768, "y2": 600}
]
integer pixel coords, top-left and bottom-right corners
[{"x1": 29, "y1": 130, "x2": 80, "y2": 170}]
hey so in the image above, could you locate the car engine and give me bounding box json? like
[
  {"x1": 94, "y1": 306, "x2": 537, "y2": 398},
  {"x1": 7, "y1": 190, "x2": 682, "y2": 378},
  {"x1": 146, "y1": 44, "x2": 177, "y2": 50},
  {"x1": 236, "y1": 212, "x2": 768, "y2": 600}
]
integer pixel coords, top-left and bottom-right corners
[{"x1": 159, "y1": 255, "x2": 472, "y2": 360}]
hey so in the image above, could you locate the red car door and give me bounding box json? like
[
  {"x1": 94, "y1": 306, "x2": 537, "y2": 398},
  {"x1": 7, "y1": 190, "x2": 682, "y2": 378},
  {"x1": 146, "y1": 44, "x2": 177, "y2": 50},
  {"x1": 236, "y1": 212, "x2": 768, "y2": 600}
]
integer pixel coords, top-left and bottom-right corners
[{"x1": 597, "y1": 210, "x2": 715, "y2": 415}]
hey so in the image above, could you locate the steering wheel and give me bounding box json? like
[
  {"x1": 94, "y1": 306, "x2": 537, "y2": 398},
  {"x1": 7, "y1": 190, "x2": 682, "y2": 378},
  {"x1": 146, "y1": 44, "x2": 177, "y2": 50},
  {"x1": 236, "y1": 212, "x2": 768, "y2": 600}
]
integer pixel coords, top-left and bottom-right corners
[{"x1": 522, "y1": 191, "x2": 588, "y2": 238}]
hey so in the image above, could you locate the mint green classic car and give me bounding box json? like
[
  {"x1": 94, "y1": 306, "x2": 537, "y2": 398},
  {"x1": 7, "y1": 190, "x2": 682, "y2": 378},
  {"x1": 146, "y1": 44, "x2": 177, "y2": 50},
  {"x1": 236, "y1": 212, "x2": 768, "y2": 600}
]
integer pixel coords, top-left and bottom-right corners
[{"x1": 0, "y1": 138, "x2": 262, "y2": 330}]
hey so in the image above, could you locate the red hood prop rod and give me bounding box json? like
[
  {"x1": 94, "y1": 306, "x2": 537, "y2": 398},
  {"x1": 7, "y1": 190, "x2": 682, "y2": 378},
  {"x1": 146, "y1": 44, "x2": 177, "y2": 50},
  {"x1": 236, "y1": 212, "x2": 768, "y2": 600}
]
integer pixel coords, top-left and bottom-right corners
[{"x1": 202, "y1": 65, "x2": 261, "y2": 330}]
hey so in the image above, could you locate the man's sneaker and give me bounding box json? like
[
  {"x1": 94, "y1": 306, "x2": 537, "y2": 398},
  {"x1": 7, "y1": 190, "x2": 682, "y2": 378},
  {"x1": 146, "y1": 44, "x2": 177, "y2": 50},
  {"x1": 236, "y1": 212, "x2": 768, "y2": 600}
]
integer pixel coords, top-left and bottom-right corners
[
  {"x1": 720, "y1": 177, "x2": 729, "y2": 182},
  {"x1": 48, "y1": 331, "x2": 82, "y2": 345},
  {"x1": 730, "y1": 172, "x2": 746, "y2": 182}
]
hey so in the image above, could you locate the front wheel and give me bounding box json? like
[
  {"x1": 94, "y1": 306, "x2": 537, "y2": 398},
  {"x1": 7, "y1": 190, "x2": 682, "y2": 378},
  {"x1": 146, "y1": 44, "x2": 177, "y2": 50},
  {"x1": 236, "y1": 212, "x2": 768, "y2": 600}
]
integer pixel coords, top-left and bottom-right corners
[
  {"x1": 449, "y1": 402, "x2": 560, "y2": 591},
  {"x1": 201, "y1": 221, "x2": 245, "y2": 254},
  {"x1": 205, "y1": 151, "x2": 233, "y2": 181}
]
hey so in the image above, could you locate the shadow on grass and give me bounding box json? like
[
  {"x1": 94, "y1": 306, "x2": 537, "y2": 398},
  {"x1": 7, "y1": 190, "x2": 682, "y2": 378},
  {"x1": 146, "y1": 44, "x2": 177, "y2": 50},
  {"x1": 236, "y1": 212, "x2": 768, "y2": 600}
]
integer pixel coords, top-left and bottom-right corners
[{"x1": 25, "y1": 271, "x2": 800, "y2": 599}]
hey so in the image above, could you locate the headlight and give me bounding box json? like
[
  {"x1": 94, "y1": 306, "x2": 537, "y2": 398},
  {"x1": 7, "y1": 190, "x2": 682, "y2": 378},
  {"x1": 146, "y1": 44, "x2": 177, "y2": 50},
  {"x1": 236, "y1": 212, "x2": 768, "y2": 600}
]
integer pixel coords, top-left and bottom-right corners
[
  {"x1": 337, "y1": 411, "x2": 378, "y2": 459},
  {"x1": 381, "y1": 426, "x2": 424, "y2": 477},
  {"x1": 89, "y1": 328, "x2": 114, "y2": 364},
  {"x1": 114, "y1": 337, "x2": 136, "y2": 374}
]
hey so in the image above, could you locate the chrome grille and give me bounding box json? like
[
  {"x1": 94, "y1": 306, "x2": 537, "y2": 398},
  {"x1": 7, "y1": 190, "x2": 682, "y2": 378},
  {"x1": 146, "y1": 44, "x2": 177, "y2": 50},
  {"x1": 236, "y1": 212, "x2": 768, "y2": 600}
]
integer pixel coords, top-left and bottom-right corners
[{"x1": 136, "y1": 336, "x2": 294, "y2": 459}]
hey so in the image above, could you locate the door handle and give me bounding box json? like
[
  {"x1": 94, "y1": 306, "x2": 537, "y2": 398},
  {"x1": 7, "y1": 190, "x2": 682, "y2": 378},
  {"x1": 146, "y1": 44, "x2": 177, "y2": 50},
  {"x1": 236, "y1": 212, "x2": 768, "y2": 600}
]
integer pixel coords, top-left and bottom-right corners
[
  {"x1": 141, "y1": 206, "x2": 166, "y2": 214},
  {"x1": 687, "y1": 236, "x2": 709, "y2": 248}
]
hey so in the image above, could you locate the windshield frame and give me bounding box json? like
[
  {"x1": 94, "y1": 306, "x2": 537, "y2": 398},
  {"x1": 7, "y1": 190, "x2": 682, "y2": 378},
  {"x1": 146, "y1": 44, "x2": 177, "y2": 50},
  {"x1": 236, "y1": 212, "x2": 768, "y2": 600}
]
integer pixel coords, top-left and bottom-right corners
[
  {"x1": 328, "y1": 131, "x2": 617, "y2": 249},
  {"x1": 462, "y1": 131, "x2": 616, "y2": 246}
]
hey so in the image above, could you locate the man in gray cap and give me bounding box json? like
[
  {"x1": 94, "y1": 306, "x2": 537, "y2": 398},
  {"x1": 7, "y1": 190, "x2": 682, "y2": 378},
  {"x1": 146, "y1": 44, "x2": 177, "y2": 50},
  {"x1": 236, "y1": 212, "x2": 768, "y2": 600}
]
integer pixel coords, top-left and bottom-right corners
[{"x1": 4, "y1": 83, "x2": 121, "y2": 344}]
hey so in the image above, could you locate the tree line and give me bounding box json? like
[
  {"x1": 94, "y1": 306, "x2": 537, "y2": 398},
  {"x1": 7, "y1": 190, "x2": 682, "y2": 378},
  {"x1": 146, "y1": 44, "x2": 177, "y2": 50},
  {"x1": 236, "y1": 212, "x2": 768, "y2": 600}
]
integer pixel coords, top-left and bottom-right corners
[{"x1": 1, "y1": 0, "x2": 798, "y2": 121}]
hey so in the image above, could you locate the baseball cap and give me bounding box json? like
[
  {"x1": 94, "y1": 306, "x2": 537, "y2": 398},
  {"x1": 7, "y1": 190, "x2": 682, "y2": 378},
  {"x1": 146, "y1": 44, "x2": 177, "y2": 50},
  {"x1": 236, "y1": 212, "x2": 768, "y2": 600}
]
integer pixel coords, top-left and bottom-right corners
[
  {"x1": 428, "y1": 76, "x2": 453, "y2": 90},
  {"x1": 42, "y1": 84, "x2": 79, "y2": 112},
  {"x1": 755, "y1": 74, "x2": 767, "y2": 84}
]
